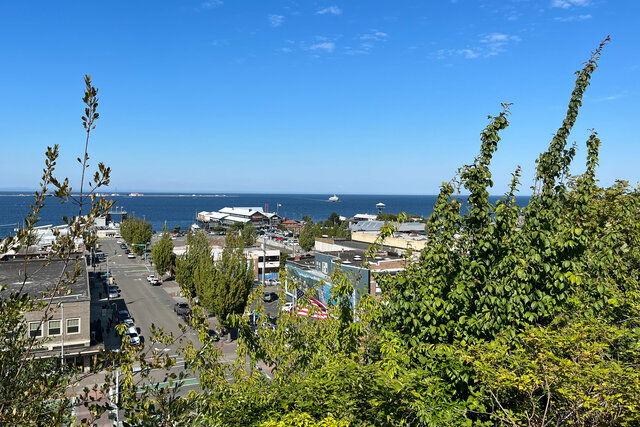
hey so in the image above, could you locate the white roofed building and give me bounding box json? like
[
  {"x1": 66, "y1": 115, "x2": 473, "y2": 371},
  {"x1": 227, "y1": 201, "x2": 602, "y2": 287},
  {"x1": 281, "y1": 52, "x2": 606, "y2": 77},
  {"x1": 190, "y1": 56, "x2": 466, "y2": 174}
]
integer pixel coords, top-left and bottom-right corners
[{"x1": 197, "y1": 207, "x2": 281, "y2": 230}]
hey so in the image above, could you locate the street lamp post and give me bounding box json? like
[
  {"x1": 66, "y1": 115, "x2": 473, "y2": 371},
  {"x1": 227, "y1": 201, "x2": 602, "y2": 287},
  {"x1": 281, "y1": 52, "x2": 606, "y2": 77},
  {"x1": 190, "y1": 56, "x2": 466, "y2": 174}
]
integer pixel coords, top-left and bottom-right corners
[{"x1": 60, "y1": 303, "x2": 64, "y2": 371}]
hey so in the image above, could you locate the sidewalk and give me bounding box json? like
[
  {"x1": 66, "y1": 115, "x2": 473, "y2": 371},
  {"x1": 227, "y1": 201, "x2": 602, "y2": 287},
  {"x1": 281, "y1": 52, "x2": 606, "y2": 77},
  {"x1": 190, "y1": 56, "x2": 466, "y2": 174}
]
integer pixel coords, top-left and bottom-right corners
[{"x1": 88, "y1": 269, "x2": 121, "y2": 352}]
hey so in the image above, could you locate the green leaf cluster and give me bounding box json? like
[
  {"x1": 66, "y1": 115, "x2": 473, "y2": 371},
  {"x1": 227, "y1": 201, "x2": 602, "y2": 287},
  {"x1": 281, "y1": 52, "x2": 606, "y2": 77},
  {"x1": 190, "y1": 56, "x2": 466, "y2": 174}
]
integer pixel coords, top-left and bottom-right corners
[
  {"x1": 151, "y1": 232, "x2": 174, "y2": 276},
  {"x1": 120, "y1": 217, "x2": 152, "y2": 254}
]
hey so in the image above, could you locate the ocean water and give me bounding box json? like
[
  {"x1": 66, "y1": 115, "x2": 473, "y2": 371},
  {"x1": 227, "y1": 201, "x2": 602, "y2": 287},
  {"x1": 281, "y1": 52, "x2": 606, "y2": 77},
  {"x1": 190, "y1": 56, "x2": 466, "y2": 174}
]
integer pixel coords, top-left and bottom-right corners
[{"x1": 0, "y1": 192, "x2": 529, "y2": 237}]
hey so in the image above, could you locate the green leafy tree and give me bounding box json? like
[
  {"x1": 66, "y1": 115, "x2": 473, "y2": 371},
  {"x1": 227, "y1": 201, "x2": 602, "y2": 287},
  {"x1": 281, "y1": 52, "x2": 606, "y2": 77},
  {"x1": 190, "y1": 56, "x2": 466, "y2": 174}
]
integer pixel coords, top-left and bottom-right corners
[
  {"x1": 243, "y1": 224, "x2": 257, "y2": 246},
  {"x1": 225, "y1": 223, "x2": 257, "y2": 247},
  {"x1": 298, "y1": 220, "x2": 316, "y2": 251},
  {"x1": 120, "y1": 217, "x2": 152, "y2": 254},
  {"x1": 174, "y1": 230, "x2": 210, "y2": 297},
  {"x1": 279, "y1": 251, "x2": 290, "y2": 270},
  {"x1": 152, "y1": 232, "x2": 174, "y2": 276},
  {"x1": 172, "y1": 225, "x2": 181, "y2": 234},
  {"x1": 325, "y1": 212, "x2": 341, "y2": 226},
  {"x1": 376, "y1": 213, "x2": 398, "y2": 222},
  {"x1": 203, "y1": 247, "x2": 254, "y2": 328}
]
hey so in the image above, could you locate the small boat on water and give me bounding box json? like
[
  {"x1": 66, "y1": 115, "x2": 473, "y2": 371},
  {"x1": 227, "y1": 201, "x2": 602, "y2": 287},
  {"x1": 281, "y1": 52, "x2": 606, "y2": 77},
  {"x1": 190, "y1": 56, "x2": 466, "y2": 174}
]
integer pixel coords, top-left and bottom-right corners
[{"x1": 329, "y1": 194, "x2": 339, "y2": 202}]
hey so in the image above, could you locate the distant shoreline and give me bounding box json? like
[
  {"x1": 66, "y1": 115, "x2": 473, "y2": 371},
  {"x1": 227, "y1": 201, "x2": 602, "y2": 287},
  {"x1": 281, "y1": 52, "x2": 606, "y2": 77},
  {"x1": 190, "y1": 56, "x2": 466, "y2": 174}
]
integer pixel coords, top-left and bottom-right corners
[{"x1": 0, "y1": 194, "x2": 237, "y2": 198}]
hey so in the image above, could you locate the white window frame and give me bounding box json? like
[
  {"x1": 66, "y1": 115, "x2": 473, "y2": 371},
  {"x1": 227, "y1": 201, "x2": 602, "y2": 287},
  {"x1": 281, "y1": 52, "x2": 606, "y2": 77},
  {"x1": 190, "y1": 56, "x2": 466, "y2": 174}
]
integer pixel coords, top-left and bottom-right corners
[
  {"x1": 28, "y1": 322, "x2": 42, "y2": 338},
  {"x1": 48, "y1": 319, "x2": 62, "y2": 337},
  {"x1": 66, "y1": 318, "x2": 80, "y2": 335}
]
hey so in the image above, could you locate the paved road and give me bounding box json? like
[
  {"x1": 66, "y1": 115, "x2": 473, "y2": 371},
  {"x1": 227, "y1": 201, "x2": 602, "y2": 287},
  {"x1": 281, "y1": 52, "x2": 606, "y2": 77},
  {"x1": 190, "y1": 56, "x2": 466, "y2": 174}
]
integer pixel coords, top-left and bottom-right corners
[
  {"x1": 97, "y1": 238, "x2": 200, "y2": 354},
  {"x1": 74, "y1": 237, "x2": 285, "y2": 423}
]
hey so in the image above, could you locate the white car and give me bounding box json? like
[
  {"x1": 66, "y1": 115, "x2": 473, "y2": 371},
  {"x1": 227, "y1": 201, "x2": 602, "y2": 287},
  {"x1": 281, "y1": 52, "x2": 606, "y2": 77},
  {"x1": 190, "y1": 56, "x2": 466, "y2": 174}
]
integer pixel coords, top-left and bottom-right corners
[
  {"x1": 147, "y1": 274, "x2": 156, "y2": 283},
  {"x1": 281, "y1": 302, "x2": 295, "y2": 312},
  {"x1": 125, "y1": 326, "x2": 141, "y2": 346},
  {"x1": 127, "y1": 253, "x2": 135, "y2": 259}
]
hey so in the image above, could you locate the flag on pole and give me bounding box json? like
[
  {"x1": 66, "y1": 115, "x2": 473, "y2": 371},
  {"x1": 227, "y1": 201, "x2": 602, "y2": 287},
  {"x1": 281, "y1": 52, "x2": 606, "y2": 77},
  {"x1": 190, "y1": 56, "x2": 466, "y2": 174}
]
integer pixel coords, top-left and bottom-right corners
[{"x1": 296, "y1": 296, "x2": 328, "y2": 319}]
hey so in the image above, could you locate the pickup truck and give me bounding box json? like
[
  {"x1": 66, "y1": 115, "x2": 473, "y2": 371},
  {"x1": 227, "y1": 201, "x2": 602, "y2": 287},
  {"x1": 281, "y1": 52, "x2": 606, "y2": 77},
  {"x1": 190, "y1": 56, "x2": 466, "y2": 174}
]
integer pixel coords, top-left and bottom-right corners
[{"x1": 174, "y1": 302, "x2": 190, "y2": 316}]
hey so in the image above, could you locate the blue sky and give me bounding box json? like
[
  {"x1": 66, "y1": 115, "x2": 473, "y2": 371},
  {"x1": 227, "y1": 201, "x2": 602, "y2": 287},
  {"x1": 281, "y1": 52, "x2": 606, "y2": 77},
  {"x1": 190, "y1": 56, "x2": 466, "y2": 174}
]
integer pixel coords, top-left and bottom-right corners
[{"x1": 0, "y1": 0, "x2": 638, "y2": 195}]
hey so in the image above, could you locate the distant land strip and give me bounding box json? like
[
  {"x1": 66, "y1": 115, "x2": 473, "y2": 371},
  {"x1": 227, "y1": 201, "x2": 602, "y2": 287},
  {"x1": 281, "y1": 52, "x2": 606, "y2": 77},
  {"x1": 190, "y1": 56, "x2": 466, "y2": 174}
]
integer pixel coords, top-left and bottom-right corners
[{"x1": 0, "y1": 194, "x2": 237, "y2": 198}]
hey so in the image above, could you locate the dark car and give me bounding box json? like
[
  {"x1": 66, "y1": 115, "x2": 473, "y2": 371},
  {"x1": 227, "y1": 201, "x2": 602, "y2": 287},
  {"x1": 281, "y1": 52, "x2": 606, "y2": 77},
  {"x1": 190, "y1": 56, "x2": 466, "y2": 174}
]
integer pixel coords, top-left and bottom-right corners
[
  {"x1": 118, "y1": 309, "x2": 134, "y2": 323},
  {"x1": 174, "y1": 302, "x2": 190, "y2": 316},
  {"x1": 263, "y1": 292, "x2": 279, "y2": 303}
]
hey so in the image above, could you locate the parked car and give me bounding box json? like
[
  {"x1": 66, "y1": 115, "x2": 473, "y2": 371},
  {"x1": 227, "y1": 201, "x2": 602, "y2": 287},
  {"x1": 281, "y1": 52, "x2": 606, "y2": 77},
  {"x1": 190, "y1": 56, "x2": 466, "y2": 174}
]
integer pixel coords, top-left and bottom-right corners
[
  {"x1": 149, "y1": 277, "x2": 159, "y2": 286},
  {"x1": 263, "y1": 292, "x2": 279, "y2": 303},
  {"x1": 124, "y1": 326, "x2": 141, "y2": 346},
  {"x1": 118, "y1": 310, "x2": 134, "y2": 323},
  {"x1": 174, "y1": 302, "x2": 190, "y2": 316},
  {"x1": 147, "y1": 274, "x2": 156, "y2": 283},
  {"x1": 108, "y1": 286, "x2": 120, "y2": 298},
  {"x1": 281, "y1": 302, "x2": 295, "y2": 312},
  {"x1": 127, "y1": 253, "x2": 135, "y2": 259}
]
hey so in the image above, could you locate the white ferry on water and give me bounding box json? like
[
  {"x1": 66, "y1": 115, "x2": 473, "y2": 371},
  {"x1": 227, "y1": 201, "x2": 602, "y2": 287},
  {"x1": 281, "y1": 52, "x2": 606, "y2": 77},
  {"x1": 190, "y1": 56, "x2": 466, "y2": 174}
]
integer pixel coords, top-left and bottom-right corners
[{"x1": 329, "y1": 194, "x2": 339, "y2": 202}]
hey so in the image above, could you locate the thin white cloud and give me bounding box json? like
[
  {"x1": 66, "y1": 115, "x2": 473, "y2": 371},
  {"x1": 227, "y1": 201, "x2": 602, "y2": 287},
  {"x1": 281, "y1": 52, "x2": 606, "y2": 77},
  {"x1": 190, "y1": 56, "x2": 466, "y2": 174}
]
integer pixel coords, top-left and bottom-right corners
[
  {"x1": 553, "y1": 14, "x2": 592, "y2": 22},
  {"x1": 480, "y1": 32, "x2": 520, "y2": 56},
  {"x1": 551, "y1": 0, "x2": 589, "y2": 8},
  {"x1": 268, "y1": 14, "x2": 284, "y2": 27},
  {"x1": 600, "y1": 91, "x2": 628, "y2": 102},
  {"x1": 434, "y1": 33, "x2": 520, "y2": 60},
  {"x1": 201, "y1": 0, "x2": 222, "y2": 9},
  {"x1": 317, "y1": 6, "x2": 342, "y2": 15},
  {"x1": 310, "y1": 42, "x2": 335, "y2": 53},
  {"x1": 458, "y1": 49, "x2": 479, "y2": 59},
  {"x1": 360, "y1": 30, "x2": 388, "y2": 41}
]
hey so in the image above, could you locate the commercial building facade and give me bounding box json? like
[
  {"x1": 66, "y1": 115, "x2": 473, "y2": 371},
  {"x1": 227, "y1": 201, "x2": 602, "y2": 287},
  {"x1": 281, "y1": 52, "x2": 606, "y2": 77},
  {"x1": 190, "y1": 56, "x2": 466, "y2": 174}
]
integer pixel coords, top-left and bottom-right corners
[{"x1": 0, "y1": 254, "x2": 97, "y2": 369}]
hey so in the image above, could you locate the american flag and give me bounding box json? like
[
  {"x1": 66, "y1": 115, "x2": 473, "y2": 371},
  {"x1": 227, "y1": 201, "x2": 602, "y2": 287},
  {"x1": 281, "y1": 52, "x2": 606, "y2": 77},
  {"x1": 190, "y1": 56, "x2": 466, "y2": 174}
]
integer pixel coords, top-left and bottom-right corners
[
  {"x1": 296, "y1": 296, "x2": 328, "y2": 319},
  {"x1": 296, "y1": 288, "x2": 305, "y2": 299}
]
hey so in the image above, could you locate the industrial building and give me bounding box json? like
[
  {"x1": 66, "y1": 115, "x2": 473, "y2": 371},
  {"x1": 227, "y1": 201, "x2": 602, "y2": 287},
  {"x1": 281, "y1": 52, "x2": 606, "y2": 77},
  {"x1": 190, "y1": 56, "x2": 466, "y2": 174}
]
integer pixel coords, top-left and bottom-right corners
[{"x1": 197, "y1": 207, "x2": 282, "y2": 230}]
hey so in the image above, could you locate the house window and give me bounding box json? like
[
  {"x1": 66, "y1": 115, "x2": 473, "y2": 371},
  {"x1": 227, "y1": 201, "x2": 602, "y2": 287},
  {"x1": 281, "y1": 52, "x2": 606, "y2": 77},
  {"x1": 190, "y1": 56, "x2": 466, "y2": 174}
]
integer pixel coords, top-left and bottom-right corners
[
  {"x1": 48, "y1": 320, "x2": 61, "y2": 336},
  {"x1": 66, "y1": 318, "x2": 80, "y2": 334},
  {"x1": 29, "y1": 322, "x2": 42, "y2": 338}
]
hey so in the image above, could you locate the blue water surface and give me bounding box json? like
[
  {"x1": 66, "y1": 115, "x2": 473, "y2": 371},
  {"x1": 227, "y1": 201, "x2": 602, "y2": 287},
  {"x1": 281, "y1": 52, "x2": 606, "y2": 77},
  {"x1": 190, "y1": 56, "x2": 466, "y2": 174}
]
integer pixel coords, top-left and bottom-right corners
[{"x1": 0, "y1": 192, "x2": 529, "y2": 237}]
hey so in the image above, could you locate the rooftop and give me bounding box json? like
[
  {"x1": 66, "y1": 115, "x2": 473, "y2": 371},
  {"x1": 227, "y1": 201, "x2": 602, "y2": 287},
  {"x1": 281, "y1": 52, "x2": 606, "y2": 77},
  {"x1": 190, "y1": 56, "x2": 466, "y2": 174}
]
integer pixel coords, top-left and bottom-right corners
[
  {"x1": 350, "y1": 220, "x2": 426, "y2": 233},
  {"x1": 323, "y1": 250, "x2": 405, "y2": 268},
  {"x1": 219, "y1": 207, "x2": 266, "y2": 217},
  {"x1": 0, "y1": 256, "x2": 89, "y2": 302}
]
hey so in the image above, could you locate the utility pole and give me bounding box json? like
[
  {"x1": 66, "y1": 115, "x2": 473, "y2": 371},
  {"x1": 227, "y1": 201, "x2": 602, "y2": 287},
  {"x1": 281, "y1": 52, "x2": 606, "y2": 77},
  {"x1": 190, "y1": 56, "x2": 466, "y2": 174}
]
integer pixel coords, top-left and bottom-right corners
[
  {"x1": 262, "y1": 237, "x2": 266, "y2": 287},
  {"x1": 60, "y1": 303, "x2": 64, "y2": 371},
  {"x1": 113, "y1": 369, "x2": 120, "y2": 424}
]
